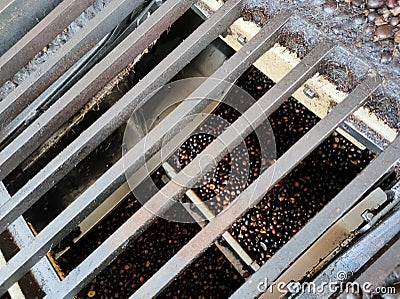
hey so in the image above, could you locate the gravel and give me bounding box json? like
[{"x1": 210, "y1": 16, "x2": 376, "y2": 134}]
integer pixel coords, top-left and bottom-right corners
[{"x1": 242, "y1": 0, "x2": 400, "y2": 132}]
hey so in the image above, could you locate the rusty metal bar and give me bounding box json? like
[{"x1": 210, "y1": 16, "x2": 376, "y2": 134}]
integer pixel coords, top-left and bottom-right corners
[
  {"x1": 0, "y1": 0, "x2": 194, "y2": 181},
  {"x1": 47, "y1": 37, "x2": 331, "y2": 299},
  {"x1": 0, "y1": 0, "x2": 238, "y2": 236},
  {"x1": 0, "y1": 0, "x2": 163, "y2": 147},
  {"x1": 0, "y1": 0, "x2": 63, "y2": 56},
  {"x1": 131, "y1": 42, "x2": 346, "y2": 298},
  {"x1": 0, "y1": 31, "x2": 111, "y2": 146},
  {"x1": 296, "y1": 207, "x2": 400, "y2": 299},
  {"x1": 0, "y1": 0, "x2": 148, "y2": 142},
  {"x1": 232, "y1": 105, "x2": 399, "y2": 299},
  {"x1": 37, "y1": 10, "x2": 287, "y2": 298},
  {"x1": 0, "y1": 0, "x2": 93, "y2": 87},
  {"x1": 0, "y1": 1, "x2": 245, "y2": 294},
  {"x1": 0, "y1": 182, "x2": 60, "y2": 294}
]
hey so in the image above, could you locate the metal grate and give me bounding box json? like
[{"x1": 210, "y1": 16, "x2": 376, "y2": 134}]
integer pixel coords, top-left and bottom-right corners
[{"x1": 0, "y1": 0, "x2": 399, "y2": 297}]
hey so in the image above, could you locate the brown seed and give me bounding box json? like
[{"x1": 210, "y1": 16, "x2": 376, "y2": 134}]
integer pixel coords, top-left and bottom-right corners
[
  {"x1": 375, "y1": 24, "x2": 394, "y2": 40},
  {"x1": 366, "y1": 0, "x2": 385, "y2": 8},
  {"x1": 395, "y1": 31, "x2": 400, "y2": 43},
  {"x1": 392, "y1": 6, "x2": 400, "y2": 16},
  {"x1": 375, "y1": 16, "x2": 386, "y2": 26},
  {"x1": 390, "y1": 17, "x2": 399, "y2": 26},
  {"x1": 387, "y1": 0, "x2": 396, "y2": 8},
  {"x1": 88, "y1": 290, "x2": 96, "y2": 298}
]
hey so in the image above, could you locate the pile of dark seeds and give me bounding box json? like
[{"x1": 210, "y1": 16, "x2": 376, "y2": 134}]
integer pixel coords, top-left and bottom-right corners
[
  {"x1": 173, "y1": 67, "x2": 374, "y2": 266},
  {"x1": 171, "y1": 102, "x2": 263, "y2": 214},
  {"x1": 348, "y1": 0, "x2": 400, "y2": 52},
  {"x1": 231, "y1": 68, "x2": 375, "y2": 265},
  {"x1": 57, "y1": 196, "x2": 204, "y2": 298},
  {"x1": 160, "y1": 245, "x2": 244, "y2": 298},
  {"x1": 241, "y1": 1, "x2": 400, "y2": 130},
  {"x1": 56, "y1": 67, "x2": 375, "y2": 297},
  {"x1": 58, "y1": 180, "x2": 243, "y2": 298},
  {"x1": 241, "y1": 0, "x2": 400, "y2": 68}
]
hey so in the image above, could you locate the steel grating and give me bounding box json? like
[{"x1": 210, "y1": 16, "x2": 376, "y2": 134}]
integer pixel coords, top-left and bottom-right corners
[
  {"x1": 0, "y1": 0, "x2": 149, "y2": 133},
  {"x1": 0, "y1": 0, "x2": 399, "y2": 297},
  {"x1": 0, "y1": 0, "x2": 244, "y2": 294},
  {"x1": 0, "y1": 0, "x2": 64, "y2": 57},
  {"x1": 0, "y1": 0, "x2": 193, "y2": 180},
  {"x1": 0, "y1": 182, "x2": 60, "y2": 294},
  {"x1": 296, "y1": 207, "x2": 400, "y2": 299},
  {"x1": 0, "y1": 0, "x2": 93, "y2": 88},
  {"x1": 0, "y1": 0, "x2": 203, "y2": 232}
]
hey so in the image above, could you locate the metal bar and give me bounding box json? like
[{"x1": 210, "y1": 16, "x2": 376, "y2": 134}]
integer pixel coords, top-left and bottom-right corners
[
  {"x1": 337, "y1": 234, "x2": 400, "y2": 299},
  {"x1": 0, "y1": 0, "x2": 240, "y2": 235},
  {"x1": 296, "y1": 208, "x2": 400, "y2": 299},
  {"x1": 47, "y1": 39, "x2": 331, "y2": 299},
  {"x1": 0, "y1": 0, "x2": 93, "y2": 87},
  {"x1": 259, "y1": 187, "x2": 390, "y2": 299},
  {"x1": 0, "y1": 0, "x2": 63, "y2": 56},
  {"x1": 163, "y1": 162, "x2": 260, "y2": 271},
  {"x1": 131, "y1": 42, "x2": 350, "y2": 298},
  {"x1": 0, "y1": 1, "x2": 245, "y2": 294},
  {"x1": 38, "y1": 10, "x2": 290, "y2": 298},
  {"x1": 0, "y1": 250, "x2": 25, "y2": 299},
  {"x1": 0, "y1": 0, "x2": 14, "y2": 13},
  {"x1": 0, "y1": 0, "x2": 192, "y2": 180},
  {"x1": 0, "y1": 0, "x2": 148, "y2": 139},
  {"x1": 0, "y1": 32, "x2": 111, "y2": 146},
  {"x1": 0, "y1": 0, "x2": 162, "y2": 146},
  {"x1": 161, "y1": 163, "x2": 255, "y2": 275},
  {"x1": 340, "y1": 121, "x2": 383, "y2": 154},
  {"x1": 233, "y1": 120, "x2": 400, "y2": 296},
  {"x1": 0, "y1": 183, "x2": 60, "y2": 294}
]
